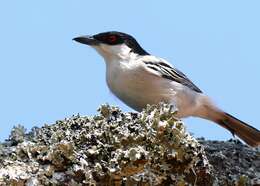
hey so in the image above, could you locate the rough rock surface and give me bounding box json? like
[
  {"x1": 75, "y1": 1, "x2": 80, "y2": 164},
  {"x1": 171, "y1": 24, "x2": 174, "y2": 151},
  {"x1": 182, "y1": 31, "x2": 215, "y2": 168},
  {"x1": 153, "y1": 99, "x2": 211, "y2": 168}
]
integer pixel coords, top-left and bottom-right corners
[
  {"x1": 200, "y1": 139, "x2": 260, "y2": 186},
  {"x1": 0, "y1": 103, "x2": 259, "y2": 186}
]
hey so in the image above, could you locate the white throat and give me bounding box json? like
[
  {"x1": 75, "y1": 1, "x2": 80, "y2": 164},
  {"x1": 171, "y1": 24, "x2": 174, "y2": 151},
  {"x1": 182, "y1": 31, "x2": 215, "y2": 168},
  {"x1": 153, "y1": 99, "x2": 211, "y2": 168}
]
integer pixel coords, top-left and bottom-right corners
[{"x1": 93, "y1": 43, "x2": 138, "y2": 63}]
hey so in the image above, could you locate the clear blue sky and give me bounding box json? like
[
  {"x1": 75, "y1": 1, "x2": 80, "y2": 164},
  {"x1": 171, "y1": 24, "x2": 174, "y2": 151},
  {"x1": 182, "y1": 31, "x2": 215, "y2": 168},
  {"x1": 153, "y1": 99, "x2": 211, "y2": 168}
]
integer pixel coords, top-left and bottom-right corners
[{"x1": 0, "y1": 1, "x2": 259, "y2": 142}]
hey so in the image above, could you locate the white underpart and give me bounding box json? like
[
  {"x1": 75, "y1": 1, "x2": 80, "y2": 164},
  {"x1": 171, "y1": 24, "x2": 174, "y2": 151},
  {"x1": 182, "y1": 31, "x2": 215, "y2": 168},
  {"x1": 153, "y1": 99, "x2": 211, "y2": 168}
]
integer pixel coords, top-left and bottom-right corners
[{"x1": 92, "y1": 43, "x2": 215, "y2": 118}]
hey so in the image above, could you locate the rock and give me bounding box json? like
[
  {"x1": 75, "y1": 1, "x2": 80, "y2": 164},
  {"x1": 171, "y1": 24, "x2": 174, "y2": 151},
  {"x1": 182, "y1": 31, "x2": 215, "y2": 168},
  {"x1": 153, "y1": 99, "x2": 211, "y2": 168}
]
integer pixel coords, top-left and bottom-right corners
[{"x1": 0, "y1": 103, "x2": 259, "y2": 185}]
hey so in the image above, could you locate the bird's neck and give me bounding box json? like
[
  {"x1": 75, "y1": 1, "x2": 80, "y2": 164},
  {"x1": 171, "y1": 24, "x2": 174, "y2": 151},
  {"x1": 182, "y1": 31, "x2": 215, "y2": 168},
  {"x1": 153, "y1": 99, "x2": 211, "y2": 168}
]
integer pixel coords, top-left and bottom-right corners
[
  {"x1": 94, "y1": 43, "x2": 145, "y2": 63},
  {"x1": 103, "y1": 51, "x2": 140, "y2": 65}
]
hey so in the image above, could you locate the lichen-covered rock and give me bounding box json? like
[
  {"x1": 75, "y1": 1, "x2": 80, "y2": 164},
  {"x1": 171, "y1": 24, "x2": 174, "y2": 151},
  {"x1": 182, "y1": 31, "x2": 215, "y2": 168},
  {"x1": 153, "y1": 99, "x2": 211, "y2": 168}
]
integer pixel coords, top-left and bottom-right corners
[
  {"x1": 199, "y1": 139, "x2": 260, "y2": 186},
  {"x1": 0, "y1": 103, "x2": 259, "y2": 186}
]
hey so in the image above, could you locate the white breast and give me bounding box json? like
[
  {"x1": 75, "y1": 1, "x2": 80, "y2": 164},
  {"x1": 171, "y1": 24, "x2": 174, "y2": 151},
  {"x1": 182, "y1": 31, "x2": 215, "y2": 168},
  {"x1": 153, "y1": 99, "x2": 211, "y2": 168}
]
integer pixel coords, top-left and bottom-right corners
[
  {"x1": 105, "y1": 58, "x2": 202, "y2": 118},
  {"x1": 93, "y1": 43, "x2": 203, "y2": 118}
]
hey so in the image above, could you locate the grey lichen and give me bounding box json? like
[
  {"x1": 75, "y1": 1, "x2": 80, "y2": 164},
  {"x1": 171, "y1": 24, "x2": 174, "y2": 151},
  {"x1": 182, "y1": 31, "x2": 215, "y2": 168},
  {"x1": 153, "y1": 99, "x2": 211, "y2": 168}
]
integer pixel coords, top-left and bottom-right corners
[
  {"x1": 199, "y1": 139, "x2": 260, "y2": 186},
  {"x1": 0, "y1": 103, "x2": 259, "y2": 186}
]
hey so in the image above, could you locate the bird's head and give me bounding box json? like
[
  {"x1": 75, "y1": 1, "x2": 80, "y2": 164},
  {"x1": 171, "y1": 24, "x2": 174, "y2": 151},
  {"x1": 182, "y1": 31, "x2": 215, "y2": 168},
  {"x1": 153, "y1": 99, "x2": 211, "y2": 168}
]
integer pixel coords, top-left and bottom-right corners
[{"x1": 73, "y1": 31, "x2": 149, "y2": 60}]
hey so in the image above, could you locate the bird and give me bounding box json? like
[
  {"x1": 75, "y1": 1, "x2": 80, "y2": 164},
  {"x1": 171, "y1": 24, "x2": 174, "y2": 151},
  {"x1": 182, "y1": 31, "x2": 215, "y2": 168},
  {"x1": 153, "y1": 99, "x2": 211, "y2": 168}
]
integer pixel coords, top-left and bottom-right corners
[{"x1": 73, "y1": 31, "x2": 260, "y2": 147}]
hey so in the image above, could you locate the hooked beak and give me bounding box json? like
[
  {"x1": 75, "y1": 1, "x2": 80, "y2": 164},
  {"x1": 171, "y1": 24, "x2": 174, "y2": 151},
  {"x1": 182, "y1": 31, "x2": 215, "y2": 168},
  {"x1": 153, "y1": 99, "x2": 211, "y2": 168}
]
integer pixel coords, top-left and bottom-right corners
[{"x1": 73, "y1": 35, "x2": 100, "y2": 45}]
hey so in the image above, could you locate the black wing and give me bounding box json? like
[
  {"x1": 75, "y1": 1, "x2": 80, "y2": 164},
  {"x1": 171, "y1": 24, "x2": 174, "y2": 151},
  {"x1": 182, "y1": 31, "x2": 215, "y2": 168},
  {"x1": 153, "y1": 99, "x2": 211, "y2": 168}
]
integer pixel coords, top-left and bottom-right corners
[{"x1": 144, "y1": 61, "x2": 202, "y2": 93}]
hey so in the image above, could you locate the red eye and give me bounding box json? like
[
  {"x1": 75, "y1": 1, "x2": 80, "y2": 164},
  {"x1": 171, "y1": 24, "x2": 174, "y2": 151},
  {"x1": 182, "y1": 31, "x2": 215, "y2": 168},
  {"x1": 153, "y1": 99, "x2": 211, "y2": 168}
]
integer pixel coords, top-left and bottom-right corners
[{"x1": 108, "y1": 35, "x2": 117, "y2": 43}]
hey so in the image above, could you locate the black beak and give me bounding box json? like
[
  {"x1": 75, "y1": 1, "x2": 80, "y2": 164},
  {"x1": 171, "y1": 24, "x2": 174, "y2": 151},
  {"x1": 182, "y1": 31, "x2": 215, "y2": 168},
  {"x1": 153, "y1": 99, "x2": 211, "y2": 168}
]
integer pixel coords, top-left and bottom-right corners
[{"x1": 73, "y1": 35, "x2": 100, "y2": 45}]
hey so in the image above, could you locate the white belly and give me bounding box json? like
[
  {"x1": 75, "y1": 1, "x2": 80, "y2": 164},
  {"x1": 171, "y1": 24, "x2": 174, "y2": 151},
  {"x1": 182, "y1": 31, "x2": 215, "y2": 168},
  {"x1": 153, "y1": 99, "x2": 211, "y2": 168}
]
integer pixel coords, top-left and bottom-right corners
[{"x1": 106, "y1": 62, "x2": 201, "y2": 118}]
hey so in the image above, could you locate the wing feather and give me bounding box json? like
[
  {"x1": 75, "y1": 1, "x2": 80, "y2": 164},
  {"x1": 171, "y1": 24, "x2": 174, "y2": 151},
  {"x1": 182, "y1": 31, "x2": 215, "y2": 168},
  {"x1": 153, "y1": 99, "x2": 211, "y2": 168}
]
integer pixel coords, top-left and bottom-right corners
[{"x1": 143, "y1": 59, "x2": 202, "y2": 93}]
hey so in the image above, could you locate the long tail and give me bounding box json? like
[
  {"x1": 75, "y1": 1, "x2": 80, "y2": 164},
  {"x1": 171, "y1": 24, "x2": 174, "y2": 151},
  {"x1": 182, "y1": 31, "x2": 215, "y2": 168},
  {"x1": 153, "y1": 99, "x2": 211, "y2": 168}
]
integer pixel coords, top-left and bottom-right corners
[
  {"x1": 217, "y1": 112, "x2": 260, "y2": 147},
  {"x1": 202, "y1": 105, "x2": 260, "y2": 147}
]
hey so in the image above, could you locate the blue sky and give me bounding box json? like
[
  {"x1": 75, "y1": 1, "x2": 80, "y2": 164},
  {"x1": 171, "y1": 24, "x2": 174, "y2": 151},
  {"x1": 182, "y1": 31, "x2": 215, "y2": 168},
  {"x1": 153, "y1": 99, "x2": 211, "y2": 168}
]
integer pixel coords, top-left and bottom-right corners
[{"x1": 0, "y1": 1, "x2": 259, "y2": 142}]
